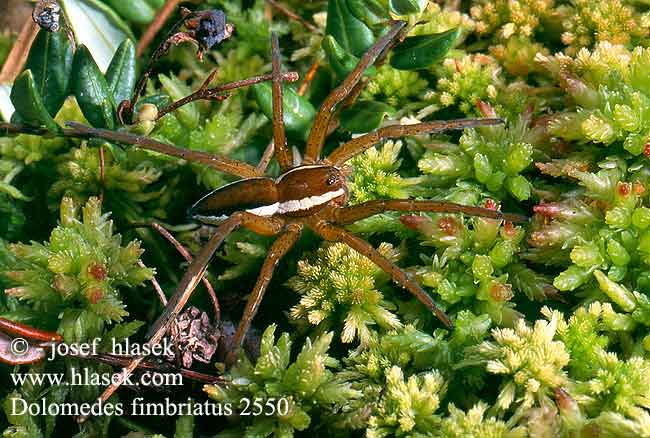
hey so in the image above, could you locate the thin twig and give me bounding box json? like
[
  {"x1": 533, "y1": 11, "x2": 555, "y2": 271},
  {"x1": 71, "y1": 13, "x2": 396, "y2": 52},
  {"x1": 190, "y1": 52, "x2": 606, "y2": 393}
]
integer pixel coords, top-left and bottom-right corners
[
  {"x1": 98, "y1": 145, "x2": 105, "y2": 204},
  {"x1": 123, "y1": 9, "x2": 209, "y2": 123},
  {"x1": 0, "y1": 17, "x2": 39, "y2": 83},
  {"x1": 265, "y1": 0, "x2": 319, "y2": 33},
  {"x1": 256, "y1": 140, "x2": 275, "y2": 173},
  {"x1": 138, "y1": 260, "x2": 168, "y2": 306},
  {"x1": 297, "y1": 59, "x2": 319, "y2": 96},
  {"x1": 156, "y1": 71, "x2": 299, "y2": 120},
  {"x1": 83, "y1": 353, "x2": 224, "y2": 385},
  {"x1": 136, "y1": 0, "x2": 183, "y2": 57},
  {"x1": 151, "y1": 222, "x2": 219, "y2": 321}
]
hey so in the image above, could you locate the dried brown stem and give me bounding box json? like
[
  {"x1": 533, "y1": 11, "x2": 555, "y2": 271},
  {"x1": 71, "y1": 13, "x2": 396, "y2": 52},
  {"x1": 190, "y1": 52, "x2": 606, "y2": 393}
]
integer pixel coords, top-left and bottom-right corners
[
  {"x1": 255, "y1": 140, "x2": 275, "y2": 173},
  {"x1": 297, "y1": 59, "x2": 319, "y2": 96},
  {"x1": 0, "y1": 121, "x2": 262, "y2": 178},
  {"x1": 151, "y1": 222, "x2": 219, "y2": 321},
  {"x1": 0, "y1": 16, "x2": 39, "y2": 83},
  {"x1": 156, "y1": 70, "x2": 299, "y2": 120},
  {"x1": 83, "y1": 353, "x2": 224, "y2": 385},
  {"x1": 136, "y1": 0, "x2": 183, "y2": 57},
  {"x1": 265, "y1": 0, "x2": 319, "y2": 33},
  {"x1": 139, "y1": 260, "x2": 168, "y2": 306}
]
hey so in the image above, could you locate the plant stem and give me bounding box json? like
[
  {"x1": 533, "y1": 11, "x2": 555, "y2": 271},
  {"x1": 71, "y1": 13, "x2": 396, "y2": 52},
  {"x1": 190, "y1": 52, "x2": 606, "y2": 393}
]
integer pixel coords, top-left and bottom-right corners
[{"x1": 0, "y1": 16, "x2": 39, "y2": 83}]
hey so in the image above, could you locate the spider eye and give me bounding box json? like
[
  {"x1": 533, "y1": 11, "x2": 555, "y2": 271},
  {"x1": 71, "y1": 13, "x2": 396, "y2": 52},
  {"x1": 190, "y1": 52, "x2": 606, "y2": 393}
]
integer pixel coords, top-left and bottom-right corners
[{"x1": 326, "y1": 175, "x2": 337, "y2": 186}]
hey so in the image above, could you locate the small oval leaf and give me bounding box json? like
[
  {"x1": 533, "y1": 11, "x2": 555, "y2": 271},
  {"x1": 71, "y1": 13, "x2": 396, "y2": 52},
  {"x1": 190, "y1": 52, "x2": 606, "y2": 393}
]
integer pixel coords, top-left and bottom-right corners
[
  {"x1": 347, "y1": 0, "x2": 388, "y2": 27},
  {"x1": 25, "y1": 29, "x2": 73, "y2": 117},
  {"x1": 71, "y1": 45, "x2": 116, "y2": 129},
  {"x1": 326, "y1": 0, "x2": 375, "y2": 57},
  {"x1": 105, "y1": 39, "x2": 136, "y2": 108},
  {"x1": 390, "y1": 28, "x2": 460, "y2": 70},
  {"x1": 104, "y1": 0, "x2": 156, "y2": 24},
  {"x1": 340, "y1": 100, "x2": 395, "y2": 133},
  {"x1": 253, "y1": 83, "x2": 316, "y2": 141},
  {"x1": 322, "y1": 35, "x2": 376, "y2": 80},
  {"x1": 388, "y1": 0, "x2": 426, "y2": 15},
  {"x1": 10, "y1": 70, "x2": 59, "y2": 131}
]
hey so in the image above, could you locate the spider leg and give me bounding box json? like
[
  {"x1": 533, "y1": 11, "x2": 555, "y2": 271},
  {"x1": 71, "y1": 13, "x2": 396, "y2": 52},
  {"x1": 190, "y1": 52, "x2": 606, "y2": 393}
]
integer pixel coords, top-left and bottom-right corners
[
  {"x1": 226, "y1": 224, "x2": 303, "y2": 365},
  {"x1": 303, "y1": 21, "x2": 406, "y2": 163},
  {"x1": 146, "y1": 213, "x2": 285, "y2": 341},
  {"x1": 65, "y1": 122, "x2": 260, "y2": 179},
  {"x1": 82, "y1": 213, "x2": 284, "y2": 422},
  {"x1": 325, "y1": 118, "x2": 504, "y2": 166},
  {"x1": 151, "y1": 222, "x2": 220, "y2": 321},
  {"x1": 335, "y1": 199, "x2": 529, "y2": 224},
  {"x1": 271, "y1": 32, "x2": 293, "y2": 172},
  {"x1": 311, "y1": 222, "x2": 453, "y2": 329}
]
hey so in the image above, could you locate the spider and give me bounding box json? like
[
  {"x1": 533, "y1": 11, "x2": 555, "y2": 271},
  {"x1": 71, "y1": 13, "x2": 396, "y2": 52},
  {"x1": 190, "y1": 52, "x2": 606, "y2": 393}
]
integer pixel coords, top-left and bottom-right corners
[{"x1": 69, "y1": 20, "x2": 527, "y2": 368}]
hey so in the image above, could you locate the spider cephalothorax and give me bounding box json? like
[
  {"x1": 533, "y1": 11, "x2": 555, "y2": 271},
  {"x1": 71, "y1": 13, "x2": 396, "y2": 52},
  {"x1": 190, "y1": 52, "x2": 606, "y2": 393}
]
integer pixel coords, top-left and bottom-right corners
[{"x1": 69, "y1": 20, "x2": 527, "y2": 381}]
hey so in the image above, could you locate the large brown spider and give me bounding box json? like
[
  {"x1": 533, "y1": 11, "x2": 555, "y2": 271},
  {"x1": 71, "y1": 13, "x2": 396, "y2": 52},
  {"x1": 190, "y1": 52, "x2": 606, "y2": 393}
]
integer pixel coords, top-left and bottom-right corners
[{"x1": 69, "y1": 21, "x2": 526, "y2": 377}]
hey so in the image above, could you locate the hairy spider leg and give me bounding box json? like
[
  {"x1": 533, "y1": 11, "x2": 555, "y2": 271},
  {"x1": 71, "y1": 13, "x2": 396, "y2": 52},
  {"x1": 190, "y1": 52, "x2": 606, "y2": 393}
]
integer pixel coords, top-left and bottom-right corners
[
  {"x1": 84, "y1": 212, "x2": 285, "y2": 422},
  {"x1": 336, "y1": 199, "x2": 529, "y2": 224},
  {"x1": 226, "y1": 224, "x2": 303, "y2": 365},
  {"x1": 146, "y1": 212, "x2": 285, "y2": 340},
  {"x1": 303, "y1": 21, "x2": 406, "y2": 163},
  {"x1": 271, "y1": 32, "x2": 293, "y2": 171},
  {"x1": 65, "y1": 122, "x2": 261, "y2": 179},
  {"x1": 151, "y1": 222, "x2": 220, "y2": 321},
  {"x1": 312, "y1": 222, "x2": 453, "y2": 329},
  {"x1": 325, "y1": 118, "x2": 505, "y2": 166}
]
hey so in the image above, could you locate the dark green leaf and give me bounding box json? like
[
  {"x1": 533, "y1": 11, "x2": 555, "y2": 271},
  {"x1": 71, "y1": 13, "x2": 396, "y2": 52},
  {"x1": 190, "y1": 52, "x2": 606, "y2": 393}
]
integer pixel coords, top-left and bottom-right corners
[
  {"x1": 326, "y1": 0, "x2": 375, "y2": 57},
  {"x1": 322, "y1": 35, "x2": 376, "y2": 80},
  {"x1": 10, "y1": 70, "x2": 60, "y2": 131},
  {"x1": 340, "y1": 100, "x2": 395, "y2": 133},
  {"x1": 347, "y1": 0, "x2": 388, "y2": 27},
  {"x1": 390, "y1": 28, "x2": 460, "y2": 70},
  {"x1": 25, "y1": 29, "x2": 73, "y2": 117},
  {"x1": 71, "y1": 45, "x2": 116, "y2": 129},
  {"x1": 145, "y1": 0, "x2": 165, "y2": 8},
  {"x1": 253, "y1": 83, "x2": 316, "y2": 141},
  {"x1": 104, "y1": 0, "x2": 156, "y2": 24},
  {"x1": 388, "y1": 0, "x2": 425, "y2": 15},
  {"x1": 105, "y1": 39, "x2": 136, "y2": 107}
]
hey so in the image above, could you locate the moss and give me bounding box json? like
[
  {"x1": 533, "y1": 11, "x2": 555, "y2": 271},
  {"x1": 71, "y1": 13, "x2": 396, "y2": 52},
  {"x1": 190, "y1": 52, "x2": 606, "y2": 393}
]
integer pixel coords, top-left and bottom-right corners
[{"x1": 5, "y1": 0, "x2": 650, "y2": 436}]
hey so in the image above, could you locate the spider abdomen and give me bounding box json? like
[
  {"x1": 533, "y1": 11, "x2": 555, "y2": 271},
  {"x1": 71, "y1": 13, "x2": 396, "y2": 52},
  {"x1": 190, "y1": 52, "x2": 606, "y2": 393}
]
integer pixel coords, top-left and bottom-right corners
[
  {"x1": 190, "y1": 177, "x2": 279, "y2": 222},
  {"x1": 190, "y1": 165, "x2": 348, "y2": 223}
]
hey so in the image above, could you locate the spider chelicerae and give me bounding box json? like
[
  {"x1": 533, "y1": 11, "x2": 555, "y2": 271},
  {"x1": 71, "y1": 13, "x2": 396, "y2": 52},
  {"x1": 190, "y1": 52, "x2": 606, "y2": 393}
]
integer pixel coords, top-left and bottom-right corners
[{"x1": 69, "y1": 20, "x2": 526, "y2": 371}]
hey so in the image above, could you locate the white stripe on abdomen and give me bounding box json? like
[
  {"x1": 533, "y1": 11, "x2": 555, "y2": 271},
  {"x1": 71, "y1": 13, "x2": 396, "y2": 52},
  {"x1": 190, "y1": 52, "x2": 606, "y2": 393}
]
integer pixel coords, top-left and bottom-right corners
[{"x1": 277, "y1": 188, "x2": 345, "y2": 214}]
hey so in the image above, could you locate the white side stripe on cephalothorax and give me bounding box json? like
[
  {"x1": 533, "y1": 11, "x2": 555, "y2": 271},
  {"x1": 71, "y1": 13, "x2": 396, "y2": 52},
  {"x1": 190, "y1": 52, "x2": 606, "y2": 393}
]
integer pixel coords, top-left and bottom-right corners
[
  {"x1": 246, "y1": 202, "x2": 279, "y2": 216},
  {"x1": 277, "y1": 188, "x2": 345, "y2": 214}
]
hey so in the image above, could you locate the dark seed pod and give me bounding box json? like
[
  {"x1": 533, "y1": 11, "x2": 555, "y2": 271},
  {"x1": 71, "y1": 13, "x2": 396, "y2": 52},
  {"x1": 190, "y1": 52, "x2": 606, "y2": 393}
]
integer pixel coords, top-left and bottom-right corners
[
  {"x1": 195, "y1": 10, "x2": 231, "y2": 50},
  {"x1": 167, "y1": 306, "x2": 220, "y2": 368},
  {"x1": 32, "y1": 0, "x2": 61, "y2": 32}
]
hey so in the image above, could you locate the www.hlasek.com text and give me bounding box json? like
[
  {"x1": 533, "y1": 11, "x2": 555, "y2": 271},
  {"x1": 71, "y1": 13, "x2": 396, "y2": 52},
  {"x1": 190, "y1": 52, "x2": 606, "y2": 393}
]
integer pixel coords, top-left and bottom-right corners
[{"x1": 11, "y1": 366, "x2": 183, "y2": 387}]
